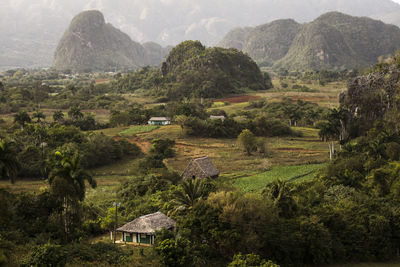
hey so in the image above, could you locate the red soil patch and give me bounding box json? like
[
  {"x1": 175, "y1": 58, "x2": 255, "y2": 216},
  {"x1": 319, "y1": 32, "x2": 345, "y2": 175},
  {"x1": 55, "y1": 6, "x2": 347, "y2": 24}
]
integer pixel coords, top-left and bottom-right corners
[
  {"x1": 95, "y1": 78, "x2": 110, "y2": 84},
  {"x1": 214, "y1": 95, "x2": 261, "y2": 104}
]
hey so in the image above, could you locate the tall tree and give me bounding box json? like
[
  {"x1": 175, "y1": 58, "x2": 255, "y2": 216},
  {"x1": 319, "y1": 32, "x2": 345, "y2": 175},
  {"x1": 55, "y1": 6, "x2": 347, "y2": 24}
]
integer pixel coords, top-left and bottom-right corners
[
  {"x1": 237, "y1": 129, "x2": 256, "y2": 156},
  {"x1": 68, "y1": 107, "x2": 83, "y2": 120},
  {"x1": 0, "y1": 139, "x2": 19, "y2": 183},
  {"x1": 263, "y1": 179, "x2": 297, "y2": 218},
  {"x1": 318, "y1": 122, "x2": 338, "y2": 160},
  {"x1": 48, "y1": 152, "x2": 96, "y2": 238},
  {"x1": 327, "y1": 108, "x2": 345, "y2": 143},
  {"x1": 32, "y1": 111, "x2": 46, "y2": 123}
]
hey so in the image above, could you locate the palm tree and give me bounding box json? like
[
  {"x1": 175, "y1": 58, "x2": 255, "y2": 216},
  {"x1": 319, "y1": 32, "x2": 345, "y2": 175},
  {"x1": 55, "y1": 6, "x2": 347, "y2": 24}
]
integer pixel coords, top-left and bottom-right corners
[
  {"x1": 263, "y1": 179, "x2": 297, "y2": 218},
  {"x1": 327, "y1": 108, "x2": 345, "y2": 143},
  {"x1": 173, "y1": 178, "x2": 205, "y2": 209},
  {"x1": 68, "y1": 106, "x2": 83, "y2": 120},
  {"x1": 53, "y1": 110, "x2": 65, "y2": 123},
  {"x1": 32, "y1": 111, "x2": 46, "y2": 123},
  {"x1": 48, "y1": 152, "x2": 96, "y2": 237},
  {"x1": 0, "y1": 139, "x2": 19, "y2": 183},
  {"x1": 318, "y1": 122, "x2": 339, "y2": 160}
]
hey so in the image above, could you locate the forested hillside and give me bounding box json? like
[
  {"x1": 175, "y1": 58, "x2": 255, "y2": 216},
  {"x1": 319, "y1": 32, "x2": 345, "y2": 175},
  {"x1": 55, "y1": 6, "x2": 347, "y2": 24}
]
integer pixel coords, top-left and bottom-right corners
[{"x1": 114, "y1": 40, "x2": 272, "y2": 99}]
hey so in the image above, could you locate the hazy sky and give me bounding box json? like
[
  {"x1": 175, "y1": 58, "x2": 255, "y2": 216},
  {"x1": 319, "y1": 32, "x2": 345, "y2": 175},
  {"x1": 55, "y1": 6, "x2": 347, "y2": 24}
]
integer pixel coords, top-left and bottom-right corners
[{"x1": 2, "y1": 0, "x2": 400, "y2": 69}]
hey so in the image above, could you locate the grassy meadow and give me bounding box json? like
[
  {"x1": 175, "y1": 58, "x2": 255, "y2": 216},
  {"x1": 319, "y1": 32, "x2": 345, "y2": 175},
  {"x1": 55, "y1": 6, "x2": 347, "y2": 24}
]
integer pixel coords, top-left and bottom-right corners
[
  {"x1": 119, "y1": 125, "x2": 159, "y2": 135},
  {"x1": 233, "y1": 163, "x2": 325, "y2": 193}
]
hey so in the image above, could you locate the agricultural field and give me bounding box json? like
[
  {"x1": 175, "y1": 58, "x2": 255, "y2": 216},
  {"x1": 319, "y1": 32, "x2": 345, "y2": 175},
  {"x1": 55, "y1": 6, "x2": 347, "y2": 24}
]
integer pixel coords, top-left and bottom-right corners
[
  {"x1": 233, "y1": 163, "x2": 325, "y2": 193},
  {"x1": 119, "y1": 125, "x2": 159, "y2": 136},
  {"x1": 0, "y1": 123, "x2": 331, "y2": 198},
  {"x1": 209, "y1": 79, "x2": 346, "y2": 117}
]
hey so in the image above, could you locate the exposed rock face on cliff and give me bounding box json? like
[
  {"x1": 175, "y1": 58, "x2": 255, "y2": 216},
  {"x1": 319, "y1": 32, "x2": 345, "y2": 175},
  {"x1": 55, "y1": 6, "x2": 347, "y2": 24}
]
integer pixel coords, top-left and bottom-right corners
[
  {"x1": 53, "y1": 10, "x2": 168, "y2": 72},
  {"x1": 340, "y1": 56, "x2": 400, "y2": 138}
]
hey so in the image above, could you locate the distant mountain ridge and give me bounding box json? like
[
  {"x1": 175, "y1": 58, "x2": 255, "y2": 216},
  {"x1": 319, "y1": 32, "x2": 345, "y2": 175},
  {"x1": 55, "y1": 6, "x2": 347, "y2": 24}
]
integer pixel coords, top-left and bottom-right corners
[
  {"x1": 52, "y1": 10, "x2": 170, "y2": 72},
  {"x1": 219, "y1": 12, "x2": 400, "y2": 70},
  {"x1": 2, "y1": 0, "x2": 400, "y2": 70}
]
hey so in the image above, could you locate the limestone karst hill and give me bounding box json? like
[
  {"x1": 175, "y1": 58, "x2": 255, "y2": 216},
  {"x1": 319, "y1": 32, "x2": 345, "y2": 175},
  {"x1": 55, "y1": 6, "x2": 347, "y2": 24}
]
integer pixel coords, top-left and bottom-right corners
[
  {"x1": 219, "y1": 12, "x2": 400, "y2": 71},
  {"x1": 53, "y1": 10, "x2": 168, "y2": 72}
]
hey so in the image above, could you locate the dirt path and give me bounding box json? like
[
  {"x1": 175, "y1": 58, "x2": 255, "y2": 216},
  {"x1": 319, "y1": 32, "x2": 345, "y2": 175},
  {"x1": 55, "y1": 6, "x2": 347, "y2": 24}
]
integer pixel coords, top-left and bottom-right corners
[{"x1": 114, "y1": 136, "x2": 151, "y2": 154}]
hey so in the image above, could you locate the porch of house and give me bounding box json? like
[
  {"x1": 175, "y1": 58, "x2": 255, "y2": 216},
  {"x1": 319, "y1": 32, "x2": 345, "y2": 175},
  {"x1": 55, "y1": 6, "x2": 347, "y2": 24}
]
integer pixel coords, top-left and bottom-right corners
[
  {"x1": 148, "y1": 121, "x2": 169, "y2": 125},
  {"x1": 112, "y1": 231, "x2": 155, "y2": 246}
]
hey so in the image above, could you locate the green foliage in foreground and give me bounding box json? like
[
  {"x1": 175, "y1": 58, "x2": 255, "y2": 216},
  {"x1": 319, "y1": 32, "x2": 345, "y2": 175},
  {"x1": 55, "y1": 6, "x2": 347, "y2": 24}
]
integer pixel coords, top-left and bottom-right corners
[
  {"x1": 23, "y1": 242, "x2": 136, "y2": 266},
  {"x1": 234, "y1": 163, "x2": 325, "y2": 192},
  {"x1": 119, "y1": 125, "x2": 159, "y2": 136},
  {"x1": 229, "y1": 253, "x2": 279, "y2": 267}
]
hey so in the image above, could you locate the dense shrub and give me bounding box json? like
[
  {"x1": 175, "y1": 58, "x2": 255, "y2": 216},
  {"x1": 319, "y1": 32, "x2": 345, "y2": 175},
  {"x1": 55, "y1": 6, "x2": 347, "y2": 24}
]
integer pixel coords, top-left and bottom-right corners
[
  {"x1": 12, "y1": 124, "x2": 142, "y2": 178},
  {"x1": 24, "y1": 243, "x2": 67, "y2": 267},
  {"x1": 80, "y1": 134, "x2": 142, "y2": 168},
  {"x1": 248, "y1": 117, "x2": 298, "y2": 137},
  {"x1": 183, "y1": 116, "x2": 298, "y2": 139},
  {"x1": 150, "y1": 139, "x2": 176, "y2": 159}
]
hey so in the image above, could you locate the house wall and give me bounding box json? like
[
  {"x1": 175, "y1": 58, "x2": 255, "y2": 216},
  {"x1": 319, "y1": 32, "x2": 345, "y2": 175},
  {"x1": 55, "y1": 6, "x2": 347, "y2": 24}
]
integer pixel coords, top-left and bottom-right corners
[
  {"x1": 137, "y1": 233, "x2": 153, "y2": 244},
  {"x1": 148, "y1": 120, "x2": 170, "y2": 125},
  {"x1": 122, "y1": 232, "x2": 137, "y2": 243},
  {"x1": 122, "y1": 232, "x2": 155, "y2": 244}
]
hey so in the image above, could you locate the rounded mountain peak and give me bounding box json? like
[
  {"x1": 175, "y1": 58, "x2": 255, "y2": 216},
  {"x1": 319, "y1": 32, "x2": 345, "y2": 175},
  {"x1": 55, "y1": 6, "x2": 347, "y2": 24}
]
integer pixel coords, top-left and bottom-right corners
[
  {"x1": 315, "y1": 11, "x2": 356, "y2": 24},
  {"x1": 69, "y1": 10, "x2": 105, "y2": 32}
]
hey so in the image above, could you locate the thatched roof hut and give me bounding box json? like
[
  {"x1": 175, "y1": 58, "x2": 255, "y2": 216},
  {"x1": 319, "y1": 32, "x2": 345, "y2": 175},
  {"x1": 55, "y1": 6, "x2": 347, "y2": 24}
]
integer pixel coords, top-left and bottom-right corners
[
  {"x1": 117, "y1": 211, "x2": 175, "y2": 234},
  {"x1": 210, "y1": 115, "x2": 225, "y2": 121},
  {"x1": 181, "y1": 156, "x2": 220, "y2": 179}
]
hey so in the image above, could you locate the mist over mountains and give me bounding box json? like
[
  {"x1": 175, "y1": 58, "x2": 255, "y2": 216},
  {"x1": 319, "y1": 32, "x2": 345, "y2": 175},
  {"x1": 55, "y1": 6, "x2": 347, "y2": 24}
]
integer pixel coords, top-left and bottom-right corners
[{"x1": 2, "y1": 0, "x2": 400, "y2": 70}]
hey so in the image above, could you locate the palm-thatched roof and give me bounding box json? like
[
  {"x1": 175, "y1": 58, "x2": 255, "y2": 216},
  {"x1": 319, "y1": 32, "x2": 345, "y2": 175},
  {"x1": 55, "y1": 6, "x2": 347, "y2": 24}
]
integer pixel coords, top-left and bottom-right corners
[
  {"x1": 210, "y1": 115, "x2": 225, "y2": 121},
  {"x1": 149, "y1": 117, "x2": 170, "y2": 121},
  {"x1": 117, "y1": 211, "x2": 175, "y2": 234},
  {"x1": 181, "y1": 156, "x2": 220, "y2": 179}
]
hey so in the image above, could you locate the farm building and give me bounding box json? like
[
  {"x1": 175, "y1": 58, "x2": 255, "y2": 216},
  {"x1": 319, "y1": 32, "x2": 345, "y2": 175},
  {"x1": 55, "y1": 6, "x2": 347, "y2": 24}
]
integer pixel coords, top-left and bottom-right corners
[
  {"x1": 181, "y1": 156, "x2": 220, "y2": 179},
  {"x1": 116, "y1": 212, "x2": 175, "y2": 245},
  {"x1": 148, "y1": 117, "x2": 171, "y2": 125},
  {"x1": 210, "y1": 115, "x2": 225, "y2": 121}
]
